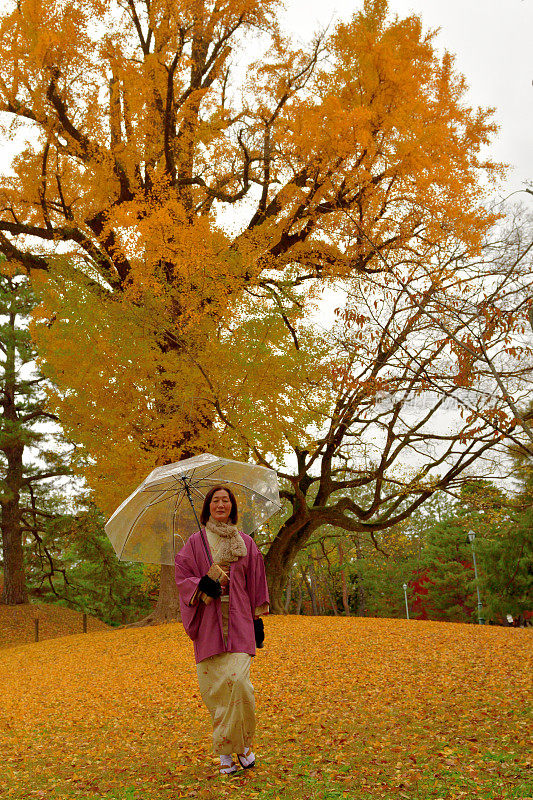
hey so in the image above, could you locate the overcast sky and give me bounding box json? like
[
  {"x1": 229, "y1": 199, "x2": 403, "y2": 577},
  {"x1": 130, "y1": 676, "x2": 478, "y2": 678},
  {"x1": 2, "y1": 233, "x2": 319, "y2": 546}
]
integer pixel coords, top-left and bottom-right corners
[{"x1": 280, "y1": 0, "x2": 532, "y2": 203}]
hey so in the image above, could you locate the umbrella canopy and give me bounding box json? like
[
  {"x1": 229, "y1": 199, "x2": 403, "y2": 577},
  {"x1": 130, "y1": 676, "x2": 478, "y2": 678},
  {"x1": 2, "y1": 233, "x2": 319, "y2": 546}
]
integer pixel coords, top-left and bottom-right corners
[{"x1": 104, "y1": 453, "x2": 282, "y2": 565}]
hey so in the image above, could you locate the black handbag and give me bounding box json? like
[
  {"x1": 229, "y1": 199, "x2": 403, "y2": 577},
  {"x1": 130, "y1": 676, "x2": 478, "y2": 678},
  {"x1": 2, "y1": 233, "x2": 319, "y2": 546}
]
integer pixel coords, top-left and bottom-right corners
[{"x1": 254, "y1": 617, "x2": 265, "y2": 648}]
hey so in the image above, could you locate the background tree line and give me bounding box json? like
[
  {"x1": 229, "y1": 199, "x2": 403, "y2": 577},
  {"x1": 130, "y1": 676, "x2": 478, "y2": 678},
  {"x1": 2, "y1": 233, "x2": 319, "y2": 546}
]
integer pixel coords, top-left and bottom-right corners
[{"x1": 278, "y1": 474, "x2": 532, "y2": 625}]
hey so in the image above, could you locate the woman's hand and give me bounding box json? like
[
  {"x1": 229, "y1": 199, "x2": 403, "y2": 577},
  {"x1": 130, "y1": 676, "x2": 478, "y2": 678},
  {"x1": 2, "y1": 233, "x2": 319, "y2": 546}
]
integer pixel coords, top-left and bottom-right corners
[{"x1": 198, "y1": 574, "x2": 222, "y2": 598}]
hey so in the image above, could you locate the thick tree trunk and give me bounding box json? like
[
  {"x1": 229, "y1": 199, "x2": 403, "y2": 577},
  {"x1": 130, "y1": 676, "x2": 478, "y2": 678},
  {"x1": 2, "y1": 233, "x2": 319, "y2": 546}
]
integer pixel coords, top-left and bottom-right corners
[
  {"x1": 0, "y1": 447, "x2": 27, "y2": 605},
  {"x1": 264, "y1": 538, "x2": 297, "y2": 614},
  {"x1": 1, "y1": 314, "x2": 28, "y2": 605},
  {"x1": 1, "y1": 496, "x2": 28, "y2": 605},
  {"x1": 120, "y1": 565, "x2": 180, "y2": 627},
  {"x1": 337, "y1": 541, "x2": 351, "y2": 616},
  {"x1": 283, "y1": 573, "x2": 292, "y2": 613},
  {"x1": 264, "y1": 514, "x2": 318, "y2": 613}
]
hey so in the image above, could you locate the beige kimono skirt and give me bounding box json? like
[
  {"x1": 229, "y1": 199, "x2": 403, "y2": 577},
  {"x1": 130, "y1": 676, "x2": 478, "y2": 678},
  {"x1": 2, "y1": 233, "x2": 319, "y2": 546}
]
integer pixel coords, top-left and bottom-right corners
[{"x1": 192, "y1": 529, "x2": 269, "y2": 756}]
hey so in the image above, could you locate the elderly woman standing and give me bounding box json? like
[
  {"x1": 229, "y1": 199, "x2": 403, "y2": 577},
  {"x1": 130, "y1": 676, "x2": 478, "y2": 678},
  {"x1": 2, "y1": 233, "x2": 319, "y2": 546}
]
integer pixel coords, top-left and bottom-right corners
[{"x1": 174, "y1": 486, "x2": 270, "y2": 775}]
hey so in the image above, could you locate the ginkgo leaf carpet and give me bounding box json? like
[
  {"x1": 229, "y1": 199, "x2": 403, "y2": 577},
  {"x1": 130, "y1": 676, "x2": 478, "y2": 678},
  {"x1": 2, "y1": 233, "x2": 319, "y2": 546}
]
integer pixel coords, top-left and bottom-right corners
[{"x1": 0, "y1": 615, "x2": 531, "y2": 800}]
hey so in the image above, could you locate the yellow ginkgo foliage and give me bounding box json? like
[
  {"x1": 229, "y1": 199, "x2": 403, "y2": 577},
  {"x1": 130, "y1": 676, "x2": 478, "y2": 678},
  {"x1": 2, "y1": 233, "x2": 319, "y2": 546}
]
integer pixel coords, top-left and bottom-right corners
[{"x1": 0, "y1": 0, "x2": 504, "y2": 519}]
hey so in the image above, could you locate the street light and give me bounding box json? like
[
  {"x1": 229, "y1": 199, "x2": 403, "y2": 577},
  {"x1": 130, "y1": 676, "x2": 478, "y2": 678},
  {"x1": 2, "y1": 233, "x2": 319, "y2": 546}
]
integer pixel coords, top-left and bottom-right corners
[
  {"x1": 467, "y1": 530, "x2": 485, "y2": 625},
  {"x1": 403, "y1": 583, "x2": 410, "y2": 620}
]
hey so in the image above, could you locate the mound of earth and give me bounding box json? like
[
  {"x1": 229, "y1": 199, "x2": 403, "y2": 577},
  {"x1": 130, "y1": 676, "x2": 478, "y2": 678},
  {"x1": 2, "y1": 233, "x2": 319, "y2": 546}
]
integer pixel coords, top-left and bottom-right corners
[{"x1": 0, "y1": 600, "x2": 111, "y2": 648}]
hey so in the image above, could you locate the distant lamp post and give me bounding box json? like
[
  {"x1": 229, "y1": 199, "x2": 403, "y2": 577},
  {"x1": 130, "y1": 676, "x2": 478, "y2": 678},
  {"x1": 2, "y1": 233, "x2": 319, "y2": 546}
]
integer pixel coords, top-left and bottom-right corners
[
  {"x1": 403, "y1": 583, "x2": 410, "y2": 620},
  {"x1": 467, "y1": 530, "x2": 485, "y2": 625}
]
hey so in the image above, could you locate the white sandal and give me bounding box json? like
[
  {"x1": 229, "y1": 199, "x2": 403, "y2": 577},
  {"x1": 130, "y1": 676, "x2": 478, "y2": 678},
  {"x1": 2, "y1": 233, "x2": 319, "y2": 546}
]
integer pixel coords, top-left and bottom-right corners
[
  {"x1": 237, "y1": 746, "x2": 255, "y2": 769},
  {"x1": 219, "y1": 754, "x2": 238, "y2": 775}
]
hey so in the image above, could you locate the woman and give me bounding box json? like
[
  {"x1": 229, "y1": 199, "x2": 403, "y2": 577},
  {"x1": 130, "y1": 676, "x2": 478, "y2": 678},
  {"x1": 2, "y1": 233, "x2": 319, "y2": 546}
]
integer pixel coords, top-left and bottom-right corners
[{"x1": 174, "y1": 485, "x2": 270, "y2": 775}]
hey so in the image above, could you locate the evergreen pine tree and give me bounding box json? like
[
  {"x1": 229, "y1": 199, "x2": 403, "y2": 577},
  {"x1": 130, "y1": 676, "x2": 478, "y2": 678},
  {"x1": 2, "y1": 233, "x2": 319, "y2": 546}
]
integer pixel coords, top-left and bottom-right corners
[
  {"x1": 415, "y1": 479, "x2": 518, "y2": 623},
  {"x1": 0, "y1": 263, "x2": 72, "y2": 603},
  {"x1": 478, "y1": 444, "x2": 533, "y2": 624},
  {"x1": 25, "y1": 497, "x2": 153, "y2": 625}
]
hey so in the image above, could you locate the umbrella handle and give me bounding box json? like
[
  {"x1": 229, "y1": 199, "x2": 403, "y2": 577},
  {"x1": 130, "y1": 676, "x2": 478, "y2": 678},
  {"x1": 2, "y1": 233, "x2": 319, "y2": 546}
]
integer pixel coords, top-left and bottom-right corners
[
  {"x1": 207, "y1": 563, "x2": 229, "y2": 583},
  {"x1": 180, "y1": 477, "x2": 212, "y2": 566},
  {"x1": 200, "y1": 528, "x2": 212, "y2": 565}
]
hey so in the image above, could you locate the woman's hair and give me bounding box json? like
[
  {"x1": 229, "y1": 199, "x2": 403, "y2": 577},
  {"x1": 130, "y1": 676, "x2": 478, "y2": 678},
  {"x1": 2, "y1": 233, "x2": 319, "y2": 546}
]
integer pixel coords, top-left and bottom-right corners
[{"x1": 200, "y1": 485, "x2": 238, "y2": 525}]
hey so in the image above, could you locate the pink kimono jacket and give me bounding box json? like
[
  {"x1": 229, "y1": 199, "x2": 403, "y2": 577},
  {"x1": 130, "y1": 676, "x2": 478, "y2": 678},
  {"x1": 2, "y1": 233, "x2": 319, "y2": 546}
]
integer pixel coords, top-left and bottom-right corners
[{"x1": 174, "y1": 529, "x2": 270, "y2": 664}]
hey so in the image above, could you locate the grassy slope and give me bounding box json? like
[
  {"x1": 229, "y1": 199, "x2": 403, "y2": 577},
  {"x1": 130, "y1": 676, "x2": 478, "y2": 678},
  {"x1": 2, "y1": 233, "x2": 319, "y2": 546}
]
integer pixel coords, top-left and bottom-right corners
[
  {"x1": 0, "y1": 615, "x2": 531, "y2": 800},
  {"x1": 0, "y1": 601, "x2": 111, "y2": 649}
]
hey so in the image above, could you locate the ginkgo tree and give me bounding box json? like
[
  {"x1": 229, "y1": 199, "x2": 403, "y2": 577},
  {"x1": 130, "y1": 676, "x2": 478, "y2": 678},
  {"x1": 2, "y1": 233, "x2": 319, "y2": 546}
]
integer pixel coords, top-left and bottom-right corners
[{"x1": 0, "y1": 0, "x2": 508, "y2": 619}]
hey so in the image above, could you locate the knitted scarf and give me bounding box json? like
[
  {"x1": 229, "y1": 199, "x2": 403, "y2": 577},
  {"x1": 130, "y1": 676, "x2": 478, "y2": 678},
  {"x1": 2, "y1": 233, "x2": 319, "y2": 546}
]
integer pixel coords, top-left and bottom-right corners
[{"x1": 205, "y1": 517, "x2": 247, "y2": 563}]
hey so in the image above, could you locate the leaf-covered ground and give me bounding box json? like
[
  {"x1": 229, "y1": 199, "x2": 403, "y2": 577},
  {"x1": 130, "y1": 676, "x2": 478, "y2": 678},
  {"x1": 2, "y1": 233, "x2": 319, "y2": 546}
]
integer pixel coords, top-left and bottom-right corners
[
  {"x1": 0, "y1": 601, "x2": 110, "y2": 649},
  {"x1": 0, "y1": 615, "x2": 531, "y2": 800}
]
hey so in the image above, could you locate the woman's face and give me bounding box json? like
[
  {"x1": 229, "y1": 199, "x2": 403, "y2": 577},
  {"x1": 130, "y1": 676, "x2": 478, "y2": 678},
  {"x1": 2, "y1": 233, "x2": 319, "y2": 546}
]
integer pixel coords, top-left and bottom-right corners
[{"x1": 209, "y1": 490, "x2": 232, "y2": 524}]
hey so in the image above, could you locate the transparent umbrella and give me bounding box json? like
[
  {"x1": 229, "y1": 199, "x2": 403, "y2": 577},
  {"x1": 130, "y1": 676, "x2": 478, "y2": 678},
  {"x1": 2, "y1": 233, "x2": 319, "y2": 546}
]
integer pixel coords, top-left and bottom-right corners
[{"x1": 104, "y1": 453, "x2": 282, "y2": 565}]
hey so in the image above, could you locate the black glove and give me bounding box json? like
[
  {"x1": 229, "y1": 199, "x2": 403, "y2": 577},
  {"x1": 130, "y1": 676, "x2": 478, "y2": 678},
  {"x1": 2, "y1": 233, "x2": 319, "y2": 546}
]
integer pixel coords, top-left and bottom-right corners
[
  {"x1": 198, "y1": 575, "x2": 222, "y2": 599},
  {"x1": 253, "y1": 617, "x2": 265, "y2": 648}
]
